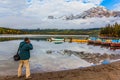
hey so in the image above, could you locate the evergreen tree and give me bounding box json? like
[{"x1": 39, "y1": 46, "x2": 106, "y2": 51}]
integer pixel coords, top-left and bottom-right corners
[{"x1": 100, "y1": 23, "x2": 120, "y2": 37}]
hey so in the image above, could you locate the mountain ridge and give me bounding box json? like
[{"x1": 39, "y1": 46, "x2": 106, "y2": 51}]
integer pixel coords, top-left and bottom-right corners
[{"x1": 48, "y1": 6, "x2": 120, "y2": 20}]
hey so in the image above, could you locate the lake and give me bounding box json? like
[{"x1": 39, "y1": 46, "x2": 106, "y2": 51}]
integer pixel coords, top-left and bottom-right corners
[{"x1": 0, "y1": 36, "x2": 120, "y2": 75}]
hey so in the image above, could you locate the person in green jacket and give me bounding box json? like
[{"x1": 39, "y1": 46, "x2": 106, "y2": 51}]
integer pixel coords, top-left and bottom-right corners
[{"x1": 18, "y1": 37, "x2": 33, "y2": 80}]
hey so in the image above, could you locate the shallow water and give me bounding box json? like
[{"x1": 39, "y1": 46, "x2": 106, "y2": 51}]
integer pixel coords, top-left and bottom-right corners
[{"x1": 0, "y1": 39, "x2": 120, "y2": 75}]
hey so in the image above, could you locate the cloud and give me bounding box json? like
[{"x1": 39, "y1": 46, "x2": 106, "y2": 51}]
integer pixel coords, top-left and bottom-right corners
[
  {"x1": 0, "y1": 16, "x2": 119, "y2": 29},
  {"x1": 81, "y1": 0, "x2": 104, "y2": 5},
  {"x1": 0, "y1": 0, "x2": 27, "y2": 16},
  {"x1": 0, "y1": 0, "x2": 103, "y2": 18},
  {"x1": 113, "y1": 3, "x2": 120, "y2": 11},
  {"x1": 22, "y1": 0, "x2": 104, "y2": 18},
  {"x1": 22, "y1": 0, "x2": 94, "y2": 18},
  {"x1": 1, "y1": 0, "x2": 118, "y2": 29}
]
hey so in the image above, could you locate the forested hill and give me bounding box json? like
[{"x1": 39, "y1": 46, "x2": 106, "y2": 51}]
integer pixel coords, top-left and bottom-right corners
[
  {"x1": 22, "y1": 28, "x2": 100, "y2": 35},
  {"x1": 0, "y1": 27, "x2": 27, "y2": 34},
  {"x1": 0, "y1": 27, "x2": 100, "y2": 35}
]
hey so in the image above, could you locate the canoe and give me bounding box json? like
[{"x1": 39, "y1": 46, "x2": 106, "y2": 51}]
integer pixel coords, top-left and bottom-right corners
[
  {"x1": 72, "y1": 39, "x2": 88, "y2": 43},
  {"x1": 64, "y1": 38, "x2": 72, "y2": 42},
  {"x1": 101, "y1": 40, "x2": 111, "y2": 46},
  {"x1": 110, "y1": 39, "x2": 120, "y2": 47},
  {"x1": 94, "y1": 40, "x2": 102, "y2": 44},
  {"x1": 88, "y1": 37, "x2": 97, "y2": 44},
  {"x1": 51, "y1": 38, "x2": 64, "y2": 41},
  {"x1": 93, "y1": 38, "x2": 102, "y2": 45},
  {"x1": 110, "y1": 43, "x2": 120, "y2": 47}
]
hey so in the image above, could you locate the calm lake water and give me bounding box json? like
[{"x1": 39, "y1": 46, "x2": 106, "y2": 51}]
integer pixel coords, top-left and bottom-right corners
[{"x1": 0, "y1": 37, "x2": 120, "y2": 75}]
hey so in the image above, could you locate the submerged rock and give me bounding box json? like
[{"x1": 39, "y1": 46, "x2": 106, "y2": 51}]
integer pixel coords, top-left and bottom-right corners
[
  {"x1": 46, "y1": 50, "x2": 120, "y2": 64},
  {"x1": 60, "y1": 50, "x2": 120, "y2": 64},
  {"x1": 102, "y1": 60, "x2": 110, "y2": 65}
]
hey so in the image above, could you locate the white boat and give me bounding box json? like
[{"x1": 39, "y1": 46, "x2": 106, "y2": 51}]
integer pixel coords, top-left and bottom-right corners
[{"x1": 51, "y1": 38, "x2": 64, "y2": 41}]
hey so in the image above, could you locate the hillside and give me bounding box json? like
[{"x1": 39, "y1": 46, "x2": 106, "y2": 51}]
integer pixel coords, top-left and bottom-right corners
[
  {"x1": 0, "y1": 27, "x2": 100, "y2": 35},
  {"x1": 22, "y1": 28, "x2": 100, "y2": 35},
  {"x1": 0, "y1": 27, "x2": 27, "y2": 34}
]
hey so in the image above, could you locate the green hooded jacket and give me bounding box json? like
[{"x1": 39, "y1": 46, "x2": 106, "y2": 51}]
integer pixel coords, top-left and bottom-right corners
[{"x1": 19, "y1": 41, "x2": 33, "y2": 60}]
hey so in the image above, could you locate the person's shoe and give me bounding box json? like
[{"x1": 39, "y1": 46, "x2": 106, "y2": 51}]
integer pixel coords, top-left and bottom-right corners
[
  {"x1": 25, "y1": 76, "x2": 32, "y2": 80},
  {"x1": 18, "y1": 76, "x2": 22, "y2": 78}
]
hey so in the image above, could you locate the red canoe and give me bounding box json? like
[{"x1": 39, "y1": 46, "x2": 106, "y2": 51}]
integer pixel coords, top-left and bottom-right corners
[{"x1": 110, "y1": 43, "x2": 120, "y2": 47}]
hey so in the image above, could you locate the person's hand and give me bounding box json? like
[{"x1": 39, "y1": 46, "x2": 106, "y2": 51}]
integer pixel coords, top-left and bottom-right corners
[{"x1": 28, "y1": 40, "x2": 31, "y2": 43}]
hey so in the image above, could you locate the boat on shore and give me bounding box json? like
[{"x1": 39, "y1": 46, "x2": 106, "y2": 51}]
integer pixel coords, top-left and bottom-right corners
[
  {"x1": 48, "y1": 37, "x2": 120, "y2": 49},
  {"x1": 88, "y1": 37, "x2": 120, "y2": 48},
  {"x1": 94, "y1": 38, "x2": 102, "y2": 45},
  {"x1": 72, "y1": 39, "x2": 88, "y2": 43},
  {"x1": 110, "y1": 39, "x2": 120, "y2": 47},
  {"x1": 101, "y1": 39, "x2": 111, "y2": 46},
  {"x1": 88, "y1": 37, "x2": 97, "y2": 44}
]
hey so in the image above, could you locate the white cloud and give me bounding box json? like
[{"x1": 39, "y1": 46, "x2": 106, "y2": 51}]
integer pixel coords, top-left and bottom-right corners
[
  {"x1": 0, "y1": 16, "x2": 120, "y2": 29},
  {"x1": 22, "y1": 0, "x2": 104, "y2": 18},
  {"x1": 1, "y1": 0, "x2": 119, "y2": 29},
  {"x1": 0, "y1": 0, "x2": 103, "y2": 18},
  {"x1": 113, "y1": 3, "x2": 120, "y2": 11},
  {"x1": 0, "y1": 0, "x2": 26, "y2": 16},
  {"x1": 81, "y1": 0, "x2": 104, "y2": 5}
]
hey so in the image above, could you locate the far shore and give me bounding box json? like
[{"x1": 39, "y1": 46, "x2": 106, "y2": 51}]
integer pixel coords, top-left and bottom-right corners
[
  {"x1": 1, "y1": 61, "x2": 120, "y2": 80},
  {"x1": 0, "y1": 34, "x2": 89, "y2": 38}
]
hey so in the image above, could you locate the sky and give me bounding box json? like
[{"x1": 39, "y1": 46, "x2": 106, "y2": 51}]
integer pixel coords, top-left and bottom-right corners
[
  {"x1": 0, "y1": 0, "x2": 120, "y2": 29},
  {"x1": 100, "y1": 0, "x2": 120, "y2": 10}
]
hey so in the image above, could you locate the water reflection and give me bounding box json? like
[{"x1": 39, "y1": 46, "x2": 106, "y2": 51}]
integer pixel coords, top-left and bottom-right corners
[
  {"x1": 0, "y1": 38, "x2": 21, "y2": 42},
  {"x1": 0, "y1": 39, "x2": 91, "y2": 75},
  {"x1": 46, "y1": 50, "x2": 120, "y2": 64},
  {"x1": 0, "y1": 37, "x2": 120, "y2": 75},
  {"x1": 0, "y1": 37, "x2": 47, "y2": 42}
]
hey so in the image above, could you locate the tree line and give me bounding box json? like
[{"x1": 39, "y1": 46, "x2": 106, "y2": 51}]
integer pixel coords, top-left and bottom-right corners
[
  {"x1": 23, "y1": 28, "x2": 100, "y2": 35},
  {"x1": 0, "y1": 27, "x2": 27, "y2": 34},
  {"x1": 100, "y1": 23, "x2": 120, "y2": 37},
  {"x1": 0, "y1": 27, "x2": 100, "y2": 35}
]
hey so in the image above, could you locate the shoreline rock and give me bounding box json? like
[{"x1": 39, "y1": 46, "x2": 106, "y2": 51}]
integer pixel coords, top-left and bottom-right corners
[{"x1": 47, "y1": 50, "x2": 120, "y2": 64}]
